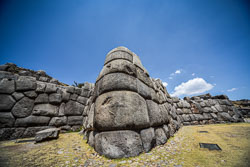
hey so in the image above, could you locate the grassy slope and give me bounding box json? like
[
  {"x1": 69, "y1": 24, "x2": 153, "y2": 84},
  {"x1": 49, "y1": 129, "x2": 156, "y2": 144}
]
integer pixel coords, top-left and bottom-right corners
[{"x1": 0, "y1": 123, "x2": 249, "y2": 167}]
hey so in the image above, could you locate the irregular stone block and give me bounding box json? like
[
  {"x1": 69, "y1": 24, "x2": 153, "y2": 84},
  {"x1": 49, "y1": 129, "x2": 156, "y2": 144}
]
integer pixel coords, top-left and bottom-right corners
[
  {"x1": 16, "y1": 76, "x2": 36, "y2": 91},
  {"x1": 33, "y1": 104, "x2": 58, "y2": 116},
  {"x1": 0, "y1": 78, "x2": 15, "y2": 94},
  {"x1": 87, "y1": 131, "x2": 96, "y2": 147},
  {"x1": 97, "y1": 73, "x2": 137, "y2": 95},
  {"x1": 163, "y1": 124, "x2": 170, "y2": 138},
  {"x1": 49, "y1": 116, "x2": 67, "y2": 127},
  {"x1": 77, "y1": 96, "x2": 88, "y2": 105},
  {"x1": 49, "y1": 93, "x2": 62, "y2": 104},
  {"x1": 67, "y1": 116, "x2": 83, "y2": 125},
  {"x1": 11, "y1": 97, "x2": 33, "y2": 117},
  {"x1": 22, "y1": 126, "x2": 51, "y2": 138},
  {"x1": 35, "y1": 128, "x2": 60, "y2": 143},
  {"x1": 84, "y1": 103, "x2": 94, "y2": 130},
  {"x1": 80, "y1": 89, "x2": 91, "y2": 98},
  {"x1": 0, "y1": 71, "x2": 18, "y2": 80},
  {"x1": 140, "y1": 127, "x2": 155, "y2": 152},
  {"x1": 0, "y1": 94, "x2": 16, "y2": 111},
  {"x1": 36, "y1": 81, "x2": 46, "y2": 92},
  {"x1": 62, "y1": 90, "x2": 70, "y2": 101},
  {"x1": 137, "y1": 79, "x2": 152, "y2": 99},
  {"x1": 95, "y1": 91, "x2": 150, "y2": 130},
  {"x1": 215, "y1": 104, "x2": 223, "y2": 112},
  {"x1": 66, "y1": 86, "x2": 74, "y2": 93},
  {"x1": 39, "y1": 76, "x2": 49, "y2": 82},
  {"x1": 58, "y1": 103, "x2": 65, "y2": 116},
  {"x1": 24, "y1": 90, "x2": 37, "y2": 98},
  {"x1": 45, "y1": 83, "x2": 57, "y2": 93},
  {"x1": 155, "y1": 127, "x2": 168, "y2": 146},
  {"x1": 218, "y1": 112, "x2": 233, "y2": 121},
  {"x1": 15, "y1": 116, "x2": 51, "y2": 127},
  {"x1": 0, "y1": 112, "x2": 15, "y2": 128},
  {"x1": 97, "y1": 59, "x2": 136, "y2": 81},
  {"x1": 136, "y1": 67, "x2": 153, "y2": 88},
  {"x1": 0, "y1": 128, "x2": 26, "y2": 140},
  {"x1": 12, "y1": 92, "x2": 24, "y2": 101},
  {"x1": 74, "y1": 87, "x2": 82, "y2": 95},
  {"x1": 104, "y1": 49, "x2": 133, "y2": 65},
  {"x1": 146, "y1": 100, "x2": 165, "y2": 126},
  {"x1": 64, "y1": 100, "x2": 84, "y2": 116},
  {"x1": 94, "y1": 130, "x2": 143, "y2": 159},
  {"x1": 35, "y1": 93, "x2": 49, "y2": 104},
  {"x1": 70, "y1": 94, "x2": 78, "y2": 101}
]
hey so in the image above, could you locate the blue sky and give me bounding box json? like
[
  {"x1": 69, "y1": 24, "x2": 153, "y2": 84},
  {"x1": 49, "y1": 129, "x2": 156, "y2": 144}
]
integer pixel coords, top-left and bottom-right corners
[{"x1": 0, "y1": 0, "x2": 249, "y2": 100}]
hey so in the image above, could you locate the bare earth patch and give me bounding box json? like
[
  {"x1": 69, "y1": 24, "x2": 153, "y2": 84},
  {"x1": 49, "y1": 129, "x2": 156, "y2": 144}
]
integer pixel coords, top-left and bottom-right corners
[{"x1": 0, "y1": 123, "x2": 249, "y2": 167}]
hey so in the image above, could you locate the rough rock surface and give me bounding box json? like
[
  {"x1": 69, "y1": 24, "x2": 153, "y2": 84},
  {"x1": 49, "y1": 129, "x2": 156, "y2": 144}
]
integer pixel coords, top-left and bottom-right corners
[{"x1": 35, "y1": 128, "x2": 60, "y2": 143}]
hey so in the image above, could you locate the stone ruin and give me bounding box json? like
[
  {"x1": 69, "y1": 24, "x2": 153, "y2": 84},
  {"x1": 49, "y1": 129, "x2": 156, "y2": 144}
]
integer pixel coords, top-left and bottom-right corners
[
  {"x1": 0, "y1": 47, "x2": 247, "y2": 158},
  {"x1": 82, "y1": 47, "x2": 245, "y2": 159}
]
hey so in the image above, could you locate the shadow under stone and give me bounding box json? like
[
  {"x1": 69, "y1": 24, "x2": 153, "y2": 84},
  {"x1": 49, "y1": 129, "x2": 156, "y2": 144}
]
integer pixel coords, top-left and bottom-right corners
[{"x1": 199, "y1": 143, "x2": 222, "y2": 151}]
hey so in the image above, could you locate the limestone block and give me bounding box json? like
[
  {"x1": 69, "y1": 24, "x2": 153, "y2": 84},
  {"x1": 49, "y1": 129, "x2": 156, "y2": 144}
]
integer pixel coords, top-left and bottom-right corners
[
  {"x1": 12, "y1": 92, "x2": 24, "y2": 101},
  {"x1": 11, "y1": 97, "x2": 34, "y2": 117},
  {"x1": 35, "y1": 93, "x2": 49, "y2": 104},
  {"x1": 146, "y1": 100, "x2": 165, "y2": 126},
  {"x1": 70, "y1": 94, "x2": 78, "y2": 101},
  {"x1": 24, "y1": 91, "x2": 37, "y2": 98},
  {"x1": 49, "y1": 116, "x2": 67, "y2": 127},
  {"x1": 45, "y1": 83, "x2": 57, "y2": 93},
  {"x1": 67, "y1": 116, "x2": 83, "y2": 126},
  {"x1": 0, "y1": 94, "x2": 16, "y2": 111},
  {"x1": 32, "y1": 104, "x2": 58, "y2": 116},
  {"x1": 36, "y1": 81, "x2": 46, "y2": 92},
  {"x1": 140, "y1": 127, "x2": 155, "y2": 152},
  {"x1": 97, "y1": 73, "x2": 137, "y2": 95},
  {"x1": 35, "y1": 128, "x2": 60, "y2": 143},
  {"x1": 77, "y1": 96, "x2": 88, "y2": 105},
  {"x1": 58, "y1": 103, "x2": 65, "y2": 116},
  {"x1": 0, "y1": 112, "x2": 15, "y2": 128},
  {"x1": 66, "y1": 86, "x2": 74, "y2": 93},
  {"x1": 64, "y1": 100, "x2": 84, "y2": 116},
  {"x1": 49, "y1": 93, "x2": 62, "y2": 104},
  {"x1": 16, "y1": 76, "x2": 36, "y2": 91},
  {"x1": 0, "y1": 78, "x2": 15, "y2": 94},
  {"x1": 22, "y1": 126, "x2": 51, "y2": 138},
  {"x1": 94, "y1": 130, "x2": 143, "y2": 159},
  {"x1": 95, "y1": 91, "x2": 150, "y2": 131},
  {"x1": 137, "y1": 79, "x2": 152, "y2": 99},
  {"x1": 74, "y1": 87, "x2": 82, "y2": 95},
  {"x1": 15, "y1": 116, "x2": 51, "y2": 127},
  {"x1": 104, "y1": 50, "x2": 133, "y2": 65},
  {"x1": 155, "y1": 127, "x2": 168, "y2": 146}
]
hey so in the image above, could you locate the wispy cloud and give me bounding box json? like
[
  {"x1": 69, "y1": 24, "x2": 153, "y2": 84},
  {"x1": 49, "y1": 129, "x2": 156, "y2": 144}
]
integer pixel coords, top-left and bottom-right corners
[
  {"x1": 192, "y1": 73, "x2": 195, "y2": 76},
  {"x1": 169, "y1": 69, "x2": 181, "y2": 78},
  {"x1": 175, "y1": 70, "x2": 181, "y2": 74},
  {"x1": 162, "y1": 82, "x2": 168, "y2": 87},
  {"x1": 171, "y1": 78, "x2": 214, "y2": 97},
  {"x1": 227, "y1": 88, "x2": 238, "y2": 92}
]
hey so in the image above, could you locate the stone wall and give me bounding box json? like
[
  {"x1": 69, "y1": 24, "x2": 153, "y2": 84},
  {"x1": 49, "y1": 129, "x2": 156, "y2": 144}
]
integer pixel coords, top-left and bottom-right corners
[
  {"x1": 82, "y1": 47, "x2": 245, "y2": 159},
  {"x1": 0, "y1": 65, "x2": 93, "y2": 140}
]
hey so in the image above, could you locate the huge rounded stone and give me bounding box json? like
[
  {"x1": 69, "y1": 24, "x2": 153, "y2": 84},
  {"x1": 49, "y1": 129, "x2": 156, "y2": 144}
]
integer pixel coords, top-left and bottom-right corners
[
  {"x1": 94, "y1": 91, "x2": 150, "y2": 131},
  {"x1": 104, "y1": 47, "x2": 133, "y2": 65},
  {"x1": 64, "y1": 100, "x2": 84, "y2": 116},
  {"x1": 94, "y1": 130, "x2": 143, "y2": 159},
  {"x1": 16, "y1": 76, "x2": 36, "y2": 91},
  {"x1": 11, "y1": 97, "x2": 34, "y2": 117},
  {"x1": 33, "y1": 104, "x2": 59, "y2": 116},
  {"x1": 0, "y1": 78, "x2": 15, "y2": 94}
]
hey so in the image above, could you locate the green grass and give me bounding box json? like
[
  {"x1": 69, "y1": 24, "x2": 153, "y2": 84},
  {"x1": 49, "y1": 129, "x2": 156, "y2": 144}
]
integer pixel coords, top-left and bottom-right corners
[{"x1": 0, "y1": 123, "x2": 249, "y2": 167}]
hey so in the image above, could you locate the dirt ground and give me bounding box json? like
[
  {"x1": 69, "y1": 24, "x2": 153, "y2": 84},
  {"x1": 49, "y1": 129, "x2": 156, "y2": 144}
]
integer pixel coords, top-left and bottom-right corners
[{"x1": 0, "y1": 123, "x2": 249, "y2": 167}]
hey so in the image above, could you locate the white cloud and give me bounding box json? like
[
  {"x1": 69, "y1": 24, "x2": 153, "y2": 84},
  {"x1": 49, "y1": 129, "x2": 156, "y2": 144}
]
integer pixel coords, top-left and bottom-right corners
[
  {"x1": 192, "y1": 73, "x2": 195, "y2": 76},
  {"x1": 168, "y1": 76, "x2": 173, "y2": 80},
  {"x1": 162, "y1": 82, "x2": 168, "y2": 87},
  {"x1": 175, "y1": 70, "x2": 181, "y2": 74},
  {"x1": 171, "y1": 78, "x2": 214, "y2": 97},
  {"x1": 227, "y1": 88, "x2": 237, "y2": 92}
]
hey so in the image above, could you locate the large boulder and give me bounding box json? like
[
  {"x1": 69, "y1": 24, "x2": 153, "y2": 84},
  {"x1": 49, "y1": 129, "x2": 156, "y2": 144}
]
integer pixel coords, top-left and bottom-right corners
[
  {"x1": 32, "y1": 104, "x2": 58, "y2": 116},
  {"x1": 16, "y1": 76, "x2": 36, "y2": 91},
  {"x1": 94, "y1": 91, "x2": 150, "y2": 130},
  {"x1": 140, "y1": 127, "x2": 155, "y2": 152},
  {"x1": 0, "y1": 78, "x2": 15, "y2": 94},
  {"x1": 15, "y1": 115, "x2": 51, "y2": 127},
  {"x1": 0, "y1": 112, "x2": 15, "y2": 128},
  {"x1": 35, "y1": 128, "x2": 60, "y2": 143},
  {"x1": 64, "y1": 100, "x2": 84, "y2": 116},
  {"x1": 94, "y1": 130, "x2": 143, "y2": 159}
]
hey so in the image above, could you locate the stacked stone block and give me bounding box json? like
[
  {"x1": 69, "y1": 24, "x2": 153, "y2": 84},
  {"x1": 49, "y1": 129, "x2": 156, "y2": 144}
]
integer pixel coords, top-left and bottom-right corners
[
  {"x1": 0, "y1": 69, "x2": 93, "y2": 140},
  {"x1": 83, "y1": 47, "x2": 181, "y2": 158}
]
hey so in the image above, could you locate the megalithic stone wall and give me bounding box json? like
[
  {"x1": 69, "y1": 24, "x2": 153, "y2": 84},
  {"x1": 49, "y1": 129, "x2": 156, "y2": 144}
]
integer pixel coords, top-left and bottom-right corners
[
  {"x1": 0, "y1": 64, "x2": 94, "y2": 140},
  {"x1": 83, "y1": 47, "x2": 183, "y2": 159},
  {"x1": 82, "y1": 47, "x2": 245, "y2": 159}
]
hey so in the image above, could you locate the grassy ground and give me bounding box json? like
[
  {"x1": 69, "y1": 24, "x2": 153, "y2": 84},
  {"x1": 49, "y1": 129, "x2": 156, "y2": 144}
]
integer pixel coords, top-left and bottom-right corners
[{"x1": 0, "y1": 123, "x2": 249, "y2": 167}]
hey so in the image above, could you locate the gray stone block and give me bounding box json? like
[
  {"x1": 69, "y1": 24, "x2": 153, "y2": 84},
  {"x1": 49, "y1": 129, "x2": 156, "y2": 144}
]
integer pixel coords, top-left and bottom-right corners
[
  {"x1": 95, "y1": 91, "x2": 150, "y2": 131},
  {"x1": 67, "y1": 116, "x2": 83, "y2": 125},
  {"x1": 146, "y1": 100, "x2": 165, "y2": 126},
  {"x1": 45, "y1": 83, "x2": 57, "y2": 93},
  {"x1": 24, "y1": 90, "x2": 37, "y2": 98},
  {"x1": 140, "y1": 127, "x2": 155, "y2": 152},
  {"x1": 64, "y1": 100, "x2": 84, "y2": 116},
  {"x1": 0, "y1": 94, "x2": 16, "y2": 111},
  {"x1": 66, "y1": 86, "x2": 74, "y2": 93},
  {"x1": 11, "y1": 97, "x2": 34, "y2": 117},
  {"x1": 35, "y1": 128, "x2": 60, "y2": 143},
  {"x1": 0, "y1": 78, "x2": 15, "y2": 94},
  {"x1": 77, "y1": 96, "x2": 88, "y2": 105},
  {"x1": 36, "y1": 81, "x2": 46, "y2": 92},
  {"x1": 12, "y1": 92, "x2": 24, "y2": 101},
  {"x1": 15, "y1": 116, "x2": 51, "y2": 127},
  {"x1": 49, "y1": 116, "x2": 67, "y2": 127},
  {"x1": 49, "y1": 93, "x2": 62, "y2": 104},
  {"x1": 0, "y1": 112, "x2": 15, "y2": 128},
  {"x1": 35, "y1": 93, "x2": 49, "y2": 104},
  {"x1": 155, "y1": 127, "x2": 168, "y2": 146},
  {"x1": 94, "y1": 130, "x2": 143, "y2": 159},
  {"x1": 16, "y1": 76, "x2": 36, "y2": 91},
  {"x1": 32, "y1": 104, "x2": 58, "y2": 116}
]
